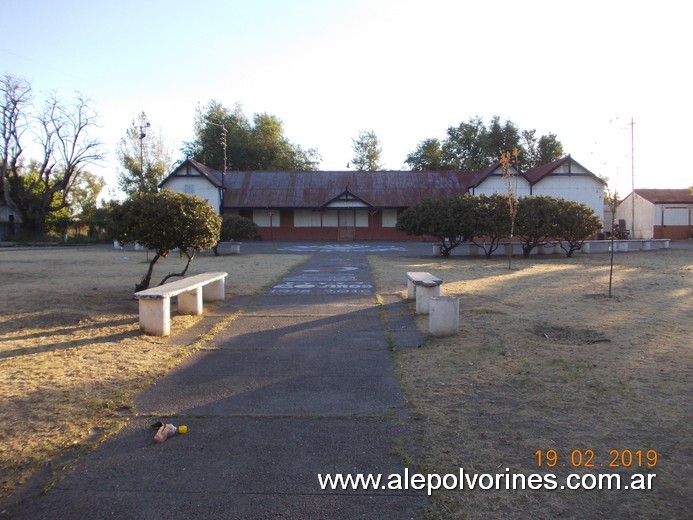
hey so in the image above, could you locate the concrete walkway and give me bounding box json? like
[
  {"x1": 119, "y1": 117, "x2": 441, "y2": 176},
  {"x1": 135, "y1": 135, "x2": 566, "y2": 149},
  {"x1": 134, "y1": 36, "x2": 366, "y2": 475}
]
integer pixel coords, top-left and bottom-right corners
[{"x1": 7, "y1": 251, "x2": 426, "y2": 519}]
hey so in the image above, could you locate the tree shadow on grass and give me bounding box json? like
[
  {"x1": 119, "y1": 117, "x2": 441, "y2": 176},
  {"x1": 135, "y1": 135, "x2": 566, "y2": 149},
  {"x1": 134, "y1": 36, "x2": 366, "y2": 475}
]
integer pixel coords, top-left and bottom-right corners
[{"x1": 0, "y1": 325, "x2": 140, "y2": 360}]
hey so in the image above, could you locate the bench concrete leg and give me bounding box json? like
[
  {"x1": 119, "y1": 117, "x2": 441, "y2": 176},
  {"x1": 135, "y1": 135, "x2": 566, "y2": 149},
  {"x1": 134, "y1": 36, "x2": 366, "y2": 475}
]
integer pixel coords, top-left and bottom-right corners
[
  {"x1": 406, "y1": 279, "x2": 416, "y2": 299},
  {"x1": 416, "y1": 285, "x2": 441, "y2": 314},
  {"x1": 203, "y1": 278, "x2": 226, "y2": 301},
  {"x1": 139, "y1": 298, "x2": 170, "y2": 336},
  {"x1": 178, "y1": 287, "x2": 203, "y2": 315}
]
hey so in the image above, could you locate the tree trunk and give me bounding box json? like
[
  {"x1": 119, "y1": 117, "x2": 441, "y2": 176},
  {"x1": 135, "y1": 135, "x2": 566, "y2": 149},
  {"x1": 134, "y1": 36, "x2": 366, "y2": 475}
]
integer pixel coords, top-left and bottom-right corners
[
  {"x1": 158, "y1": 249, "x2": 196, "y2": 286},
  {"x1": 135, "y1": 252, "x2": 162, "y2": 292}
]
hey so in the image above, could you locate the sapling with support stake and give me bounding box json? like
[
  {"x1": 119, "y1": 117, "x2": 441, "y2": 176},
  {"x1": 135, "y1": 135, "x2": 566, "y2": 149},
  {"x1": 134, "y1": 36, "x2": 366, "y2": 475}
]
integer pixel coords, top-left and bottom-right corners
[
  {"x1": 500, "y1": 147, "x2": 520, "y2": 269},
  {"x1": 607, "y1": 189, "x2": 620, "y2": 298}
]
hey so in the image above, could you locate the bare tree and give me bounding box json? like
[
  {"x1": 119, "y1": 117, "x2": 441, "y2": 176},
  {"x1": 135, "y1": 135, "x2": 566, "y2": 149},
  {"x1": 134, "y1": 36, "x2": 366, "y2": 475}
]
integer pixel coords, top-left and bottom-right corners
[
  {"x1": 1, "y1": 75, "x2": 31, "y2": 213},
  {"x1": 0, "y1": 74, "x2": 103, "y2": 236}
]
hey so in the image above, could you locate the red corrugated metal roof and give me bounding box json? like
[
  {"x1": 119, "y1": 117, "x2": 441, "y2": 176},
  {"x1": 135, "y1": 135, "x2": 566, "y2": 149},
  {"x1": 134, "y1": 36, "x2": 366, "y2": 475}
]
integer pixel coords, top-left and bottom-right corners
[
  {"x1": 158, "y1": 159, "x2": 224, "y2": 188},
  {"x1": 634, "y1": 189, "x2": 693, "y2": 204},
  {"x1": 223, "y1": 170, "x2": 473, "y2": 208},
  {"x1": 523, "y1": 155, "x2": 606, "y2": 185}
]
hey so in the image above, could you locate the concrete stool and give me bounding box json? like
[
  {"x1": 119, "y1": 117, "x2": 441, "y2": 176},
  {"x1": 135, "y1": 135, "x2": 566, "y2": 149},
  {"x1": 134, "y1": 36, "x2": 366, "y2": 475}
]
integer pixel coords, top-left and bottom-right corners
[{"x1": 429, "y1": 296, "x2": 459, "y2": 336}]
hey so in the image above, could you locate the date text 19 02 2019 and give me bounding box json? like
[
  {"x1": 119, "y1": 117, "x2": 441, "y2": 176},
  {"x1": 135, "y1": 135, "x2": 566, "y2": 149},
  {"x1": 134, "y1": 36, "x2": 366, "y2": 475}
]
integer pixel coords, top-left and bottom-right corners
[{"x1": 535, "y1": 449, "x2": 658, "y2": 468}]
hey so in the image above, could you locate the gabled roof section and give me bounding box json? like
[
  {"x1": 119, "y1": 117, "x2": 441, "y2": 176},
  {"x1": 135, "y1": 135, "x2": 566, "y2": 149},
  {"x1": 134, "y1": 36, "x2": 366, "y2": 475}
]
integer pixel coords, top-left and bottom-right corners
[
  {"x1": 321, "y1": 188, "x2": 373, "y2": 208},
  {"x1": 524, "y1": 155, "x2": 606, "y2": 186},
  {"x1": 159, "y1": 159, "x2": 224, "y2": 189},
  {"x1": 223, "y1": 170, "x2": 471, "y2": 209},
  {"x1": 465, "y1": 162, "x2": 505, "y2": 188},
  {"x1": 634, "y1": 188, "x2": 693, "y2": 204}
]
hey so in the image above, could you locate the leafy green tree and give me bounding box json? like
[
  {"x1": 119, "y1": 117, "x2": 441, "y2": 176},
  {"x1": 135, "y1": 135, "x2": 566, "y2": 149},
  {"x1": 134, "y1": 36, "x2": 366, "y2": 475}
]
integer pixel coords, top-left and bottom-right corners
[
  {"x1": 109, "y1": 191, "x2": 221, "y2": 291},
  {"x1": 534, "y1": 134, "x2": 564, "y2": 169},
  {"x1": 396, "y1": 195, "x2": 476, "y2": 256},
  {"x1": 116, "y1": 112, "x2": 173, "y2": 196},
  {"x1": 515, "y1": 196, "x2": 559, "y2": 257},
  {"x1": 486, "y1": 117, "x2": 521, "y2": 165},
  {"x1": 471, "y1": 193, "x2": 511, "y2": 257},
  {"x1": 1, "y1": 74, "x2": 103, "y2": 237},
  {"x1": 53, "y1": 171, "x2": 106, "y2": 239},
  {"x1": 405, "y1": 138, "x2": 443, "y2": 171},
  {"x1": 554, "y1": 199, "x2": 602, "y2": 257},
  {"x1": 406, "y1": 115, "x2": 563, "y2": 171},
  {"x1": 183, "y1": 101, "x2": 320, "y2": 171},
  {"x1": 350, "y1": 130, "x2": 383, "y2": 171},
  {"x1": 439, "y1": 116, "x2": 488, "y2": 170}
]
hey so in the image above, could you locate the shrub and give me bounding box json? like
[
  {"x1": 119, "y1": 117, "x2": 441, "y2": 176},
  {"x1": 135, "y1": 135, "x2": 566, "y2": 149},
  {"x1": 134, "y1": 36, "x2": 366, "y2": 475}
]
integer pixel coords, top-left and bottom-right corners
[{"x1": 219, "y1": 214, "x2": 259, "y2": 241}]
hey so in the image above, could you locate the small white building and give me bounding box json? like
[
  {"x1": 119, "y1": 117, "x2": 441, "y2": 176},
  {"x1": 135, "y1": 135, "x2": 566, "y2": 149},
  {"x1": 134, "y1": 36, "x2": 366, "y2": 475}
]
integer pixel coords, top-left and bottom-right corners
[
  {"x1": 0, "y1": 201, "x2": 19, "y2": 241},
  {"x1": 616, "y1": 189, "x2": 693, "y2": 239},
  {"x1": 159, "y1": 160, "x2": 225, "y2": 214}
]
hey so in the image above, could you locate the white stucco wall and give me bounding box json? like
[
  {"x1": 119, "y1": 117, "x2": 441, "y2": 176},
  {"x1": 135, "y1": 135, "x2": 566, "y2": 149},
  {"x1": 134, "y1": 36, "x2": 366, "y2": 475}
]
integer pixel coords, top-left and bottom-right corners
[
  {"x1": 615, "y1": 194, "x2": 664, "y2": 238},
  {"x1": 473, "y1": 174, "x2": 531, "y2": 198},
  {"x1": 531, "y1": 176, "x2": 604, "y2": 225},
  {"x1": 634, "y1": 196, "x2": 656, "y2": 238},
  {"x1": 162, "y1": 177, "x2": 222, "y2": 215}
]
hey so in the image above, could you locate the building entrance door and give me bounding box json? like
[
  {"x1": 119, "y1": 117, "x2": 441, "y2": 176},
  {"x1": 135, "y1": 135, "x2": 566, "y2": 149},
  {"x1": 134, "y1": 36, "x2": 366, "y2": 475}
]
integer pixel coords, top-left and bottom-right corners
[{"x1": 338, "y1": 210, "x2": 355, "y2": 240}]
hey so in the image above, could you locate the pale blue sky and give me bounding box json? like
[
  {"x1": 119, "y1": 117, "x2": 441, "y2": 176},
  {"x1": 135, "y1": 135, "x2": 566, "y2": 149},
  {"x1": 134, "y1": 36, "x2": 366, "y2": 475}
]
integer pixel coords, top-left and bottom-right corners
[{"x1": 2, "y1": 0, "x2": 691, "y2": 196}]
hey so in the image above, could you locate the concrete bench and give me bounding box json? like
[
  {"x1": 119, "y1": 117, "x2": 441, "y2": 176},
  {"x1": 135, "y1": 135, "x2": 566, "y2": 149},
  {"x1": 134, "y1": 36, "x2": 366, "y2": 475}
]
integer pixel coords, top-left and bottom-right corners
[
  {"x1": 406, "y1": 271, "x2": 443, "y2": 314},
  {"x1": 133, "y1": 272, "x2": 228, "y2": 336}
]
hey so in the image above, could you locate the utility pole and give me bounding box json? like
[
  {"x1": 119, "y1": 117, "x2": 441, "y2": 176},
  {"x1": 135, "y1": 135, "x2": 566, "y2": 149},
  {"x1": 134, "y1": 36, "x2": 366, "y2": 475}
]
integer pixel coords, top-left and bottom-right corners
[
  {"x1": 138, "y1": 120, "x2": 151, "y2": 192},
  {"x1": 628, "y1": 118, "x2": 635, "y2": 238},
  {"x1": 206, "y1": 120, "x2": 228, "y2": 214}
]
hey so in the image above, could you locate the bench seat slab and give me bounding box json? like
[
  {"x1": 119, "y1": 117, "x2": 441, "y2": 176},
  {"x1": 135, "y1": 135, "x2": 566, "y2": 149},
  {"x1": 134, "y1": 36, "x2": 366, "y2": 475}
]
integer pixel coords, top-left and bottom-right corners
[{"x1": 406, "y1": 271, "x2": 443, "y2": 299}]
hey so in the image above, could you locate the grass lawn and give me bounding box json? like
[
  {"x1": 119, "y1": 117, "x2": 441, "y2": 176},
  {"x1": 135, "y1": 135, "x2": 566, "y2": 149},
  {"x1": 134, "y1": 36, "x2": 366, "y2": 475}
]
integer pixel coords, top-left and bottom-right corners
[
  {"x1": 369, "y1": 248, "x2": 691, "y2": 519},
  {"x1": 1, "y1": 244, "x2": 690, "y2": 519},
  {"x1": 0, "y1": 246, "x2": 305, "y2": 502}
]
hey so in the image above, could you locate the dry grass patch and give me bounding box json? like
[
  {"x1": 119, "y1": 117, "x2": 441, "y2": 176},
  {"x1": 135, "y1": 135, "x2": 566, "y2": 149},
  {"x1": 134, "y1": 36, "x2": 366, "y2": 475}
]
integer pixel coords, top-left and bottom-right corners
[
  {"x1": 370, "y1": 250, "x2": 692, "y2": 519},
  {"x1": 0, "y1": 246, "x2": 305, "y2": 500}
]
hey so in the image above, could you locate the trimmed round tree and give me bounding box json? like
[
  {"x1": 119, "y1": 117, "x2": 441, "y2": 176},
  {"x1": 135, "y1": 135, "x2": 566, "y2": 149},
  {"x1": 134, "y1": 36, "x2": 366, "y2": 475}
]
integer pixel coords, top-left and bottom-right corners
[
  {"x1": 110, "y1": 191, "x2": 221, "y2": 291},
  {"x1": 471, "y1": 193, "x2": 512, "y2": 257},
  {"x1": 396, "y1": 195, "x2": 476, "y2": 257},
  {"x1": 515, "y1": 195, "x2": 560, "y2": 258},
  {"x1": 554, "y1": 199, "x2": 602, "y2": 257}
]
